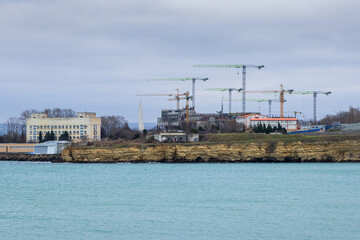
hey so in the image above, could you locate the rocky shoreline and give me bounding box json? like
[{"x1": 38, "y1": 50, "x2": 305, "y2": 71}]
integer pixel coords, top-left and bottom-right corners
[
  {"x1": 0, "y1": 153, "x2": 61, "y2": 162},
  {"x1": 1, "y1": 140, "x2": 360, "y2": 163}
]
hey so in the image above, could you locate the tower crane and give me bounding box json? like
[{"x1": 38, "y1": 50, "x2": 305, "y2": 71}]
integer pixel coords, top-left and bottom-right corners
[
  {"x1": 147, "y1": 77, "x2": 208, "y2": 109},
  {"x1": 244, "y1": 84, "x2": 294, "y2": 117},
  {"x1": 286, "y1": 91, "x2": 331, "y2": 124},
  {"x1": 193, "y1": 64, "x2": 264, "y2": 113},
  {"x1": 168, "y1": 91, "x2": 192, "y2": 124},
  {"x1": 136, "y1": 89, "x2": 184, "y2": 110},
  {"x1": 205, "y1": 88, "x2": 242, "y2": 114},
  {"x1": 226, "y1": 99, "x2": 284, "y2": 117},
  {"x1": 285, "y1": 111, "x2": 303, "y2": 118}
]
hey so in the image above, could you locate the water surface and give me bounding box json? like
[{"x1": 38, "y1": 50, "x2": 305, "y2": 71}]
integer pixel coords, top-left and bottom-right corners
[{"x1": 0, "y1": 162, "x2": 359, "y2": 240}]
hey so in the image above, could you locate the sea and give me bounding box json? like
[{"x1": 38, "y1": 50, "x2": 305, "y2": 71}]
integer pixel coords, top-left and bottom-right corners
[{"x1": 0, "y1": 162, "x2": 359, "y2": 240}]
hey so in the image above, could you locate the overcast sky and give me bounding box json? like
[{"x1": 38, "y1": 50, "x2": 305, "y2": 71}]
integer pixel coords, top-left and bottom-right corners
[{"x1": 0, "y1": 0, "x2": 359, "y2": 122}]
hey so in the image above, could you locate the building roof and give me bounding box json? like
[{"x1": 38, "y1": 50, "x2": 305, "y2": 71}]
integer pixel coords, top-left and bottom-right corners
[
  {"x1": 35, "y1": 141, "x2": 71, "y2": 147},
  {"x1": 250, "y1": 118, "x2": 298, "y2": 121},
  {"x1": 236, "y1": 114, "x2": 266, "y2": 118}
]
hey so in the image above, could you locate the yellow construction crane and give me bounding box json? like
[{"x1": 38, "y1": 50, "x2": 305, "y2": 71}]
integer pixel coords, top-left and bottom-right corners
[
  {"x1": 137, "y1": 90, "x2": 192, "y2": 124},
  {"x1": 168, "y1": 91, "x2": 192, "y2": 124},
  {"x1": 244, "y1": 84, "x2": 294, "y2": 117},
  {"x1": 136, "y1": 89, "x2": 184, "y2": 110}
]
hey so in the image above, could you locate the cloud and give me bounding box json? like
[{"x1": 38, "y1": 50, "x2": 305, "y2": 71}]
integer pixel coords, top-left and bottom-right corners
[{"x1": 0, "y1": 0, "x2": 359, "y2": 122}]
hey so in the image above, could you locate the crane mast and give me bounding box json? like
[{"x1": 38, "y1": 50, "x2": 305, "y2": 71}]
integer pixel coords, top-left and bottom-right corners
[
  {"x1": 205, "y1": 88, "x2": 242, "y2": 114},
  {"x1": 287, "y1": 91, "x2": 331, "y2": 124},
  {"x1": 245, "y1": 84, "x2": 294, "y2": 117},
  {"x1": 147, "y1": 77, "x2": 208, "y2": 109},
  {"x1": 229, "y1": 98, "x2": 283, "y2": 117},
  {"x1": 194, "y1": 64, "x2": 264, "y2": 113}
]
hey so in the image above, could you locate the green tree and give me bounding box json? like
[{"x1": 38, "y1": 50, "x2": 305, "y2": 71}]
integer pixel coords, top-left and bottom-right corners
[
  {"x1": 277, "y1": 122, "x2": 283, "y2": 132},
  {"x1": 44, "y1": 132, "x2": 51, "y2": 142},
  {"x1": 39, "y1": 131, "x2": 43, "y2": 142},
  {"x1": 50, "y1": 131, "x2": 55, "y2": 140},
  {"x1": 272, "y1": 126, "x2": 278, "y2": 132},
  {"x1": 142, "y1": 129, "x2": 148, "y2": 136},
  {"x1": 59, "y1": 131, "x2": 69, "y2": 141},
  {"x1": 266, "y1": 124, "x2": 272, "y2": 134}
]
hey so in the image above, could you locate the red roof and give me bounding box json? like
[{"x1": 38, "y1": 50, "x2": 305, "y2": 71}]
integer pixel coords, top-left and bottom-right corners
[{"x1": 251, "y1": 118, "x2": 298, "y2": 121}]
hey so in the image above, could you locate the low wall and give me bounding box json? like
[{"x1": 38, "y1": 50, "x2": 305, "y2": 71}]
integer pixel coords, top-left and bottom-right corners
[
  {"x1": 0, "y1": 153, "x2": 61, "y2": 162},
  {"x1": 0, "y1": 143, "x2": 36, "y2": 153}
]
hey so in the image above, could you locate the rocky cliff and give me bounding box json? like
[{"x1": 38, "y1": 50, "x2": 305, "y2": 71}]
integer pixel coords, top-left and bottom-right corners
[{"x1": 61, "y1": 140, "x2": 360, "y2": 163}]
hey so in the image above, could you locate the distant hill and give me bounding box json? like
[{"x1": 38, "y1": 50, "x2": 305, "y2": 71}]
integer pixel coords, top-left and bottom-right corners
[{"x1": 128, "y1": 122, "x2": 157, "y2": 130}]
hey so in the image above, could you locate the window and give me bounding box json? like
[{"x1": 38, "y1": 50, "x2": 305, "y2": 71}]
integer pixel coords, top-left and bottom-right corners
[
  {"x1": 62, "y1": 126, "x2": 64, "y2": 129},
  {"x1": 80, "y1": 125, "x2": 83, "y2": 129},
  {"x1": 55, "y1": 126, "x2": 57, "y2": 129},
  {"x1": 77, "y1": 131, "x2": 79, "y2": 134},
  {"x1": 30, "y1": 131, "x2": 32, "y2": 135},
  {"x1": 77, "y1": 126, "x2": 79, "y2": 129},
  {"x1": 84, "y1": 131, "x2": 86, "y2": 134},
  {"x1": 94, "y1": 125, "x2": 98, "y2": 130}
]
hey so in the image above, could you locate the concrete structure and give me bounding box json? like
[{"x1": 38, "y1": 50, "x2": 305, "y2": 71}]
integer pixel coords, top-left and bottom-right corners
[
  {"x1": 0, "y1": 143, "x2": 36, "y2": 153},
  {"x1": 236, "y1": 114, "x2": 268, "y2": 129},
  {"x1": 153, "y1": 132, "x2": 199, "y2": 143},
  {"x1": 34, "y1": 141, "x2": 71, "y2": 154},
  {"x1": 154, "y1": 132, "x2": 187, "y2": 143},
  {"x1": 250, "y1": 118, "x2": 299, "y2": 132},
  {"x1": 26, "y1": 112, "x2": 101, "y2": 142}
]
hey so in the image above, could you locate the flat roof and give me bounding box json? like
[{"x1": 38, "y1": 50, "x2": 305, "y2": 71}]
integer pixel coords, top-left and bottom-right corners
[{"x1": 251, "y1": 118, "x2": 298, "y2": 121}]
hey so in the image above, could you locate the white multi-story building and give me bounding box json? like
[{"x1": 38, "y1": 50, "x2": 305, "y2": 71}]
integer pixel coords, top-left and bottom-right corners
[
  {"x1": 236, "y1": 114, "x2": 268, "y2": 129},
  {"x1": 26, "y1": 112, "x2": 101, "y2": 142},
  {"x1": 249, "y1": 118, "x2": 299, "y2": 132}
]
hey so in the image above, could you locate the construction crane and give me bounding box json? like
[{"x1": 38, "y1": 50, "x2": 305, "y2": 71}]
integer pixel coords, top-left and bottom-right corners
[
  {"x1": 285, "y1": 111, "x2": 303, "y2": 118},
  {"x1": 244, "y1": 84, "x2": 294, "y2": 117},
  {"x1": 193, "y1": 64, "x2": 264, "y2": 113},
  {"x1": 168, "y1": 91, "x2": 192, "y2": 124},
  {"x1": 227, "y1": 99, "x2": 283, "y2": 117},
  {"x1": 136, "y1": 89, "x2": 184, "y2": 110},
  {"x1": 147, "y1": 78, "x2": 208, "y2": 109},
  {"x1": 286, "y1": 91, "x2": 331, "y2": 124},
  {"x1": 205, "y1": 88, "x2": 242, "y2": 114}
]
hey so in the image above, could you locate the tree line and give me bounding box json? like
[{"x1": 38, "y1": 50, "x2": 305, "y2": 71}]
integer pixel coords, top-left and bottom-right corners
[
  {"x1": 0, "y1": 108, "x2": 143, "y2": 143},
  {"x1": 319, "y1": 106, "x2": 360, "y2": 126},
  {"x1": 252, "y1": 122, "x2": 287, "y2": 134}
]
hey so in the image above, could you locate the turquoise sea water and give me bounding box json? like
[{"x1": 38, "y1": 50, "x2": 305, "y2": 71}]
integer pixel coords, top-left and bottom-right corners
[{"x1": 0, "y1": 162, "x2": 359, "y2": 240}]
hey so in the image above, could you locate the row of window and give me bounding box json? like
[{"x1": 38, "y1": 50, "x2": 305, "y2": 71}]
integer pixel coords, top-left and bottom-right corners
[
  {"x1": 30, "y1": 131, "x2": 87, "y2": 136},
  {"x1": 31, "y1": 136, "x2": 82, "y2": 141},
  {"x1": 29, "y1": 125, "x2": 89, "y2": 130}
]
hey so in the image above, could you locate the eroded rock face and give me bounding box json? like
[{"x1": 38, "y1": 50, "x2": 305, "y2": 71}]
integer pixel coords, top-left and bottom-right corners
[{"x1": 61, "y1": 140, "x2": 360, "y2": 163}]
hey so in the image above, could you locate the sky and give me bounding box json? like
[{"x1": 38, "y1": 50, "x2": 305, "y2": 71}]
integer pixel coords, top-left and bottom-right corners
[{"x1": 0, "y1": 0, "x2": 359, "y2": 122}]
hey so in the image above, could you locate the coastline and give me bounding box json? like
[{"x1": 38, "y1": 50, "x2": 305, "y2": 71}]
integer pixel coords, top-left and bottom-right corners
[{"x1": 2, "y1": 139, "x2": 359, "y2": 163}]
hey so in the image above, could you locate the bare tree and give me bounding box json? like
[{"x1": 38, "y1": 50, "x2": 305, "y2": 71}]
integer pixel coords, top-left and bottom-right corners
[
  {"x1": 6, "y1": 117, "x2": 22, "y2": 142},
  {"x1": 101, "y1": 115, "x2": 134, "y2": 139},
  {"x1": 319, "y1": 106, "x2": 360, "y2": 126}
]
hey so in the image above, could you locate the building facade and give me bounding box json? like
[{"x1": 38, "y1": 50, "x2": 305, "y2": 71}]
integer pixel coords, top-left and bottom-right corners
[
  {"x1": 249, "y1": 118, "x2": 299, "y2": 132},
  {"x1": 26, "y1": 112, "x2": 101, "y2": 142},
  {"x1": 236, "y1": 114, "x2": 268, "y2": 129}
]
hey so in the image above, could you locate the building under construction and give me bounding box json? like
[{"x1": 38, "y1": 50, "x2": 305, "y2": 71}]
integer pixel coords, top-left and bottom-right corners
[{"x1": 157, "y1": 107, "x2": 260, "y2": 131}]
